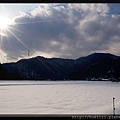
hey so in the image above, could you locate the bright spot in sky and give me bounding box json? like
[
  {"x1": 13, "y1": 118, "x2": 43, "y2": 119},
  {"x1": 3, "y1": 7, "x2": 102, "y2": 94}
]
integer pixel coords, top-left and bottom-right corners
[{"x1": 0, "y1": 15, "x2": 15, "y2": 35}]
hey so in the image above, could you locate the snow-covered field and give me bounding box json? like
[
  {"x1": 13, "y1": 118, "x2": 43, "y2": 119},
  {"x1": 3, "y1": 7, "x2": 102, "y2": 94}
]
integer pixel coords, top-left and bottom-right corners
[{"x1": 0, "y1": 80, "x2": 120, "y2": 114}]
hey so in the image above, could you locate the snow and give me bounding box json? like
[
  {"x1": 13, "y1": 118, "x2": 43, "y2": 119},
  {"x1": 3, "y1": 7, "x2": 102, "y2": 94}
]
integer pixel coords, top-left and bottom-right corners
[{"x1": 0, "y1": 80, "x2": 120, "y2": 114}]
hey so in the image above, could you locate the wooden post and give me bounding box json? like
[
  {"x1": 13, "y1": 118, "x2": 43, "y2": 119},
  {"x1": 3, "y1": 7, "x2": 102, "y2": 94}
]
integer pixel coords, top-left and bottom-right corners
[{"x1": 113, "y1": 97, "x2": 115, "y2": 116}]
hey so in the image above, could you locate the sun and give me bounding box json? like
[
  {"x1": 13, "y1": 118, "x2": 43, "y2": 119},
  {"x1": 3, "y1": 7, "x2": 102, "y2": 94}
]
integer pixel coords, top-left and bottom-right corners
[
  {"x1": 0, "y1": 16, "x2": 15, "y2": 35},
  {"x1": 0, "y1": 17, "x2": 9, "y2": 30}
]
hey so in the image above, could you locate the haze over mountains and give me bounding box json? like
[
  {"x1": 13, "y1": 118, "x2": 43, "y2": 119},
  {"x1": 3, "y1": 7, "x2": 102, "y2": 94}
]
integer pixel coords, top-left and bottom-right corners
[{"x1": 0, "y1": 53, "x2": 120, "y2": 80}]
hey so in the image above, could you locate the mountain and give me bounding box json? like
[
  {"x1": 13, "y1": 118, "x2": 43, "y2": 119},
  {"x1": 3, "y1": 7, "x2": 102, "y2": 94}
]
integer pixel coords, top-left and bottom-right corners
[
  {"x1": 0, "y1": 63, "x2": 22, "y2": 80},
  {"x1": 2, "y1": 56, "x2": 75, "y2": 80},
  {"x1": 0, "y1": 63, "x2": 9, "y2": 79},
  {"x1": 1, "y1": 53, "x2": 120, "y2": 80},
  {"x1": 70, "y1": 53, "x2": 120, "y2": 80}
]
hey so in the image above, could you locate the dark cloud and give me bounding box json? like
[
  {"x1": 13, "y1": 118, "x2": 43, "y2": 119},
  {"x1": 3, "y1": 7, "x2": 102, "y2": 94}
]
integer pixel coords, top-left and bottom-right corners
[{"x1": 1, "y1": 3, "x2": 120, "y2": 63}]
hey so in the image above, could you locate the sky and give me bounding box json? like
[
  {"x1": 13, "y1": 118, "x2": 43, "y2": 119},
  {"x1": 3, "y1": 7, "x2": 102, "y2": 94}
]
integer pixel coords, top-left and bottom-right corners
[{"x1": 0, "y1": 3, "x2": 120, "y2": 63}]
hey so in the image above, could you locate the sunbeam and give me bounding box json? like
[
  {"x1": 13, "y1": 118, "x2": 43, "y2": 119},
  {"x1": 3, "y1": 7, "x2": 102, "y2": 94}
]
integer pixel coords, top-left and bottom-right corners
[
  {"x1": 7, "y1": 25, "x2": 26, "y2": 35},
  {"x1": 15, "y1": 19, "x2": 58, "y2": 25},
  {"x1": 5, "y1": 26, "x2": 58, "y2": 74},
  {"x1": 6, "y1": 28, "x2": 31, "y2": 51},
  {"x1": 4, "y1": 29, "x2": 12, "y2": 49}
]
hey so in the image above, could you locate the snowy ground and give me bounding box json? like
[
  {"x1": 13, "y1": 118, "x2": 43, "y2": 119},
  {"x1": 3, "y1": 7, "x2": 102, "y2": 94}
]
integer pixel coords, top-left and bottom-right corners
[{"x1": 0, "y1": 80, "x2": 120, "y2": 114}]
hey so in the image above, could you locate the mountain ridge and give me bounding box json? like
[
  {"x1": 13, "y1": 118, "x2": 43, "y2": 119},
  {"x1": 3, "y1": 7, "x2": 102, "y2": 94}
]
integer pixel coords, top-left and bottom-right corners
[{"x1": 1, "y1": 52, "x2": 120, "y2": 81}]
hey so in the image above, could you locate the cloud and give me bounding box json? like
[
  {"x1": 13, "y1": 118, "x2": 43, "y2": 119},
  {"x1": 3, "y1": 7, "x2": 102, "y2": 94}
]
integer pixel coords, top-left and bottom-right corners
[{"x1": 1, "y1": 3, "x2": 120, "y2": 63}]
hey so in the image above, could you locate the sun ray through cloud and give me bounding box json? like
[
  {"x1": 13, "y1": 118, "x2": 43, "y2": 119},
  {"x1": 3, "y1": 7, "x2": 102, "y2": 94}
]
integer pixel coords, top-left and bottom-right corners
[
  {"x1": 7, "y1": 26, "x2": 26, "y2": 35},
  {"x1": 14, "y1": 19, "x2": 58, "y2": 25},
  {"x1": 4, "y1": 29, "x2": 12, "y2": 49},
  {"x1": 6, "y1": 28, "x2": 31, "y2": 51}
]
